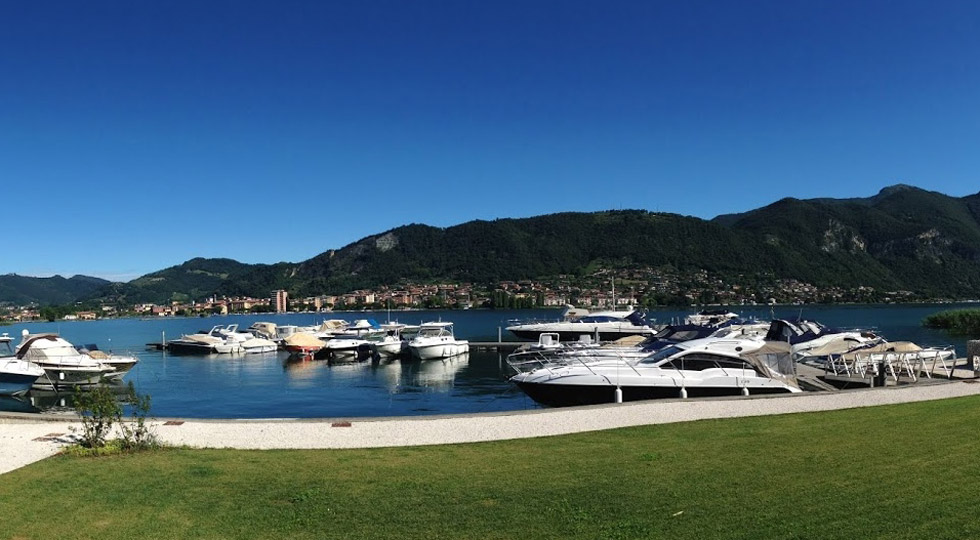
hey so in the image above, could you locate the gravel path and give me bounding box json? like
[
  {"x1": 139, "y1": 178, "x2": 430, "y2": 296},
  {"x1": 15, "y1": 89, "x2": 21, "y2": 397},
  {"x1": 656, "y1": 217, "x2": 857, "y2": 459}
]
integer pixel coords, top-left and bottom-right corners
[{"x1": 3, "y1": 380, "x2": 979, "y2": 475}]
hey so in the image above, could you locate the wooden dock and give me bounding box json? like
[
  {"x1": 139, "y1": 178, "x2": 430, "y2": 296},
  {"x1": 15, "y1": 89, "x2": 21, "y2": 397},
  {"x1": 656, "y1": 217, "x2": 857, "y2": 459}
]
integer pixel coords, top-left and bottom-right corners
[{"x1": 469, "y1": 341, "x2": 525, "y2": 352}]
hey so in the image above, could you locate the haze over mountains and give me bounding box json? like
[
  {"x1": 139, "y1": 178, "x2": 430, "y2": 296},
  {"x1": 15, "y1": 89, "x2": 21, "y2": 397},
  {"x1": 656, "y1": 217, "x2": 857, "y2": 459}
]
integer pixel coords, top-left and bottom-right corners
[{"x1": 4, "y1": 185, "x2": 980, "y2": 306}]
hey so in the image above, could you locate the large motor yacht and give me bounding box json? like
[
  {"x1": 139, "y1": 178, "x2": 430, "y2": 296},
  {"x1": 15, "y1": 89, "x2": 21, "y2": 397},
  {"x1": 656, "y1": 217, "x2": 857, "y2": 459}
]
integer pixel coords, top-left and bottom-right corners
[
  {"x1": 167, "y1": 326, "x2": 243, "y2": 355},
  {"x1": 15, "y1": 331, "x2": 114, "y2": 389},
  {"x1": 506, "y1": 305, "x2": 657, "y2": 342},
  {"x1": 215, "y1": 324, "x2": 278, "y2": 354},
  {"x1": 509, "y1": 336, "x2": 801, "y2": 407}
]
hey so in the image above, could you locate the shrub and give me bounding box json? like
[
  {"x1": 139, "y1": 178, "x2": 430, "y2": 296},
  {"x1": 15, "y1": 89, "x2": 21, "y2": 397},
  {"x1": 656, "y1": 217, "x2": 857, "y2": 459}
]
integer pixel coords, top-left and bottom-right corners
[
  {"x1": 72, "y1": 383, "x2": 157, "y2": 452},
  {"x1": 119, "y1": 381, "x2": 156, "y2": 450},
  {"x1": 72, "y1": 385, "x2": 122, "y2": 449},
  {"x1": 922, "y1": 309, "x2": 980, "y2": 336}
]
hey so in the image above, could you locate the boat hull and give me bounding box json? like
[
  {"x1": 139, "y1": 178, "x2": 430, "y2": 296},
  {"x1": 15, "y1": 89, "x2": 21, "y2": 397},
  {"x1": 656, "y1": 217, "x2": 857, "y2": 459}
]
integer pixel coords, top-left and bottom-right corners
[
  {"x1": 101, "y1": 357, "x2": 139, "y2": 381},
  {"x1": 242, "y1": 344, "x2": 278, "y2": 354},
  {"x1": 375, "y1": 341, "x2": 406, "y2": 357},
  {"x1": 514, "y1": 381, "x2": 794, "y2": 407},
  {"x1": 0, "y1": 372, "x2": 42, "y2": 396},
  {"x1": 410, "y1": 342, "x2": 470, "y2": 360},
  {"x1": 33, "y1": 367, "x2": 106, "y2": 390}
]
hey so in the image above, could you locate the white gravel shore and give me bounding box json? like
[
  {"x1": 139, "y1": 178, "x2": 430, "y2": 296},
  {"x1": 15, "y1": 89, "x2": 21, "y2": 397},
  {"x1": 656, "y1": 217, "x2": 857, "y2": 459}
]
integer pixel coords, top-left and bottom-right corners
[{"x1": 3, "y1": 380, "x2": 979, "y2": 475}]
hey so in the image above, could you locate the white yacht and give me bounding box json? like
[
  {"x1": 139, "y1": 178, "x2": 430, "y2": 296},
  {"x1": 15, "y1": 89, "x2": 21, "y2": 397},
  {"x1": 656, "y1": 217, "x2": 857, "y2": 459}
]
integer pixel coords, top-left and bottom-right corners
[
  {"x1": 167, "y1": 326, "x2": 242, "y2": 354},
  {"x1": 506, "y1": 305, "x2": 656, "y2": 342},
  {"x1": 16, "y1": 331, "x2": 113, "y2": 389},
  {"x1": 321, "y1": 334, "x2": 371, "y2": 358},
  {"x1": 216, "y1": 324, "x2": 278, "y2": 354},
  {"x1": 408, "y1": 322, "x2": 469, "y2": 360},
  {"x1": 509, "y1": 336, "x2": 801, "y2": 406},
  {"x1": 373, "y1": 323, "x2": 412, "y2": 357},
  {"x1": 0, "y1": 333, "x2": 45, "y2": 395}
]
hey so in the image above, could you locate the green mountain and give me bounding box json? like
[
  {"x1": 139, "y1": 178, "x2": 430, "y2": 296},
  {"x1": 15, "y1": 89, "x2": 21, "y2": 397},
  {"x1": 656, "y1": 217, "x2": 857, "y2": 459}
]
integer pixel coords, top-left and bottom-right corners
[
  {"x1": 0, "y1": 274, "x2": 111, "y2": 305},
  {"x1": 713, "y1": 185, "x2": 980, "y2": 295},
  {"x1": 100, "y1": 258, "x2": 295, "y2": 305},
  {"x1": 7, "y1": 184, "x2": 980, "y2": 306}
]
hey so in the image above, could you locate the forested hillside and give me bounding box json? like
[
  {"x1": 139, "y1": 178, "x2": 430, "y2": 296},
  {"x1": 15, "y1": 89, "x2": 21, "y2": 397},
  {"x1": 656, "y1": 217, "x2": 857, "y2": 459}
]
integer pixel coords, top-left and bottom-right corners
[{"x1": 5, "y1": 185, "x2": 980, "y2": 306}]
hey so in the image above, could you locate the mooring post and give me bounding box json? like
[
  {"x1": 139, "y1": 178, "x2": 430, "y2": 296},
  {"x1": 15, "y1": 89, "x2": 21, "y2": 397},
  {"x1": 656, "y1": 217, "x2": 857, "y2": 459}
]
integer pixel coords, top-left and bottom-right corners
[
  {"x1": 498, "y1": 326, "x2": 502, "y2": 343},
  {"x1": 968, "y1": 340, "x2": 980, "y2": 377}
]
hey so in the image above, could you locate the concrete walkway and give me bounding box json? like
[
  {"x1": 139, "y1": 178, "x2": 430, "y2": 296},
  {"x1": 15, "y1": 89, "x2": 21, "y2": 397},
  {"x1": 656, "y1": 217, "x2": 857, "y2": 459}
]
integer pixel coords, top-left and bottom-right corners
[{"x1": 3, "y1": 380, "x2": 980, "y2": 475}]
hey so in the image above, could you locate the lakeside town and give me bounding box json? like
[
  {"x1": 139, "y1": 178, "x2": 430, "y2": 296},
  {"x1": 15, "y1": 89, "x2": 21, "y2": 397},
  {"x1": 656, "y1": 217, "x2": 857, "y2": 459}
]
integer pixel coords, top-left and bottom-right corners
[{"x1": 0, "y1": 265, "x2": 958, "y2": 323}]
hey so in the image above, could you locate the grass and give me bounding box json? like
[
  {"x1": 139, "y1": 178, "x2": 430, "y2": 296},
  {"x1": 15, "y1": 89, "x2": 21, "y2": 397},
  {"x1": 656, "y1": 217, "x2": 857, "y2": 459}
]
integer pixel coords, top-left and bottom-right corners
[
  {"x1": 3, "y1": 396, "x2": 980, "y2": 539},
  {"x1": 923, "y1": 308, "x2": 980, "y2": 336}
]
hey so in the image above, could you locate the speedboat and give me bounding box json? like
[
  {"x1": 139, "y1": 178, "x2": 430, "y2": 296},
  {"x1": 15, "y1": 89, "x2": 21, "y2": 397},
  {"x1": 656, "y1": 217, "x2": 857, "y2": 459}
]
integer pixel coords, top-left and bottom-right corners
[
  {"x1": 509, "y1": 336, "x2": 801, "y2": 407},
  {"x1": 246, "y1": 322, "x2": 279, "y2": 341},
  {"x1": 216, "y1": 324, "x2": 278, "y2": 354},
  {"x1": 0, "y1": 333, "x2": 44, "y2": 396},
  {"x1": 408, "y1": 322, "x2": 469, "y2": 360},
  {"x1": 321, "y1": 334, "x2": 370, "y2": 358},
  {"x1": 506, "y1": 305, "x2": 657, "y2": 342},
  {"x1": 373, "y1": 323, "x2": 412, "y2": 357},
  {"x1": 167, "y1": 326, "x2": 242, "y2": 354},
  {"x1": 15, "y1": 331, "x2": 113, "y2": 389}
]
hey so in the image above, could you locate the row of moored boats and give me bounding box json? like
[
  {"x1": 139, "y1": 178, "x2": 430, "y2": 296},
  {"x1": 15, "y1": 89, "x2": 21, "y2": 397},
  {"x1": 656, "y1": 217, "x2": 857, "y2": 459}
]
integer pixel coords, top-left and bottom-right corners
[
  {"x1": 167, "y1": 320, "x2": 470, "y2": 361},
  {"x1": 504, "y1": 308, "x2": 956, "y2": 406}
]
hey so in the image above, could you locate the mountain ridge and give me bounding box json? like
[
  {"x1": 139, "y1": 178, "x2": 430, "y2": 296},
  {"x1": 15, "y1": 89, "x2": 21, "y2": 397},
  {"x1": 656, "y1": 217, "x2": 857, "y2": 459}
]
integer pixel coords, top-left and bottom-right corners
[{"x1": 5, "y1": 184, "x2": 980, "y2": 305}]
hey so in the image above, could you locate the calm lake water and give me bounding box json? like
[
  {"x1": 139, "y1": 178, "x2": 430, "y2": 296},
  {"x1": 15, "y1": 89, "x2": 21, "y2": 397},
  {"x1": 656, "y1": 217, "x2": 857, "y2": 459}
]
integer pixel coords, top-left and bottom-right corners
[{"x1": 1, "y1": 304, "x2": 972, "y2": 418}]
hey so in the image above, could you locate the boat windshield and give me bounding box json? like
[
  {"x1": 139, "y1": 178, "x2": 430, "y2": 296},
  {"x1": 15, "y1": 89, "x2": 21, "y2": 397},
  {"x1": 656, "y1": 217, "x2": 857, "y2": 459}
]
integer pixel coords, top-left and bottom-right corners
[
  {"x1": 638, "y1": 345, "x2": 684, "y2": 365},
  {"x1": 419, "y1": 327, "x2": 450, "y2": 337},
  {"x1": 578, "y1": 315, "x2": 621, "y2": 323}
]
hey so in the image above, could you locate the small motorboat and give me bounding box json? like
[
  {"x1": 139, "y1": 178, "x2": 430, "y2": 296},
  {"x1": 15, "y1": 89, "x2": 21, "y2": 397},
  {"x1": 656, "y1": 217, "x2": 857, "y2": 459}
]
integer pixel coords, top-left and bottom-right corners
[{"x1": 408, "y1": 322, "x2": 469, "y2": 360}]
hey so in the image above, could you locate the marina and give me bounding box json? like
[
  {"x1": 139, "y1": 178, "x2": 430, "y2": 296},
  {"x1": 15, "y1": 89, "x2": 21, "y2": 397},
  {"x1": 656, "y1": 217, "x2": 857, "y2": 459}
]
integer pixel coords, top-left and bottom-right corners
[{"x1": 0, "y1": 304, "x2": 976, "y2": 418}]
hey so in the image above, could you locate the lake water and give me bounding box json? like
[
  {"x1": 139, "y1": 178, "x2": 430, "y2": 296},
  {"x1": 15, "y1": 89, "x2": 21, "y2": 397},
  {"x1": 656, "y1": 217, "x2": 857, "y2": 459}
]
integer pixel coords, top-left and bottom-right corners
[{"x1": 1, "y1": 304, "x2": 973, "y2": 418}]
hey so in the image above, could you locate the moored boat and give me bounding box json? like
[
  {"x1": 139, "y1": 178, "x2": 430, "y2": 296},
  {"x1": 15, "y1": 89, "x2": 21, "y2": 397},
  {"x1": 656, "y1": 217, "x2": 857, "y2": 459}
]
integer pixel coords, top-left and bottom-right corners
[
  {"x1": 167, "y1": 326, "x2": 245, "y2": 354},
  {"x1": 283, "y1": 332, "x2": 326, "y2": 356},
  {"x1": 0, "y1": 334, "x2": 45, "y2": 396},
  {"x1": 506, "y1": 305, "x2": 657, "y2": 342},
  {"x1": 408, "y1": 322, "x2": 469, "y2": 360},
  {"x1": 509, "y1": 336, "x2": 801, "y2": 407},
  {"x1": 15, "y1": 331, "x2": 113, "y2": 389}
]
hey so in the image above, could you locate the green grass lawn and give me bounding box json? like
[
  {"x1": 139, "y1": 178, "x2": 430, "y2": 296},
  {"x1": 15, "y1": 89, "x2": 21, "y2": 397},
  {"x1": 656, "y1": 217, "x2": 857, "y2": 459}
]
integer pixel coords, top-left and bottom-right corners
[{"x1": 3, "y1": 396, "x2": 980, "y2": 539}]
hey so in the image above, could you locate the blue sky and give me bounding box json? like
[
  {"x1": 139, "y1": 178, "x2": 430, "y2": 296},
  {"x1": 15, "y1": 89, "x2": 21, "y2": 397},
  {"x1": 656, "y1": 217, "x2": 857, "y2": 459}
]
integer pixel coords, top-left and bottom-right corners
[{"x1": 2, "y1": 1, "x2": 979, "y2": 281}]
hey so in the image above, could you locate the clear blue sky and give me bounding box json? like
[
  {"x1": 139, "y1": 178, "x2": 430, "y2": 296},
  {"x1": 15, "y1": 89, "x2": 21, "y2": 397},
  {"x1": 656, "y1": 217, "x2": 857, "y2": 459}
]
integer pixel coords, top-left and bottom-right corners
[{"x1": 2, "y1": 1, "x2": 978, "y2": 281}]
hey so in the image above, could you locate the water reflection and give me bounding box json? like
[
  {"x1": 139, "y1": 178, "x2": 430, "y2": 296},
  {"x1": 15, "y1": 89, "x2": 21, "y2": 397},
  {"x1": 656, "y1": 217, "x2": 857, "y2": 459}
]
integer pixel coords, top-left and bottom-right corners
[{"x1": 8, "y1": 382, "x2": 137, "y2": 415}]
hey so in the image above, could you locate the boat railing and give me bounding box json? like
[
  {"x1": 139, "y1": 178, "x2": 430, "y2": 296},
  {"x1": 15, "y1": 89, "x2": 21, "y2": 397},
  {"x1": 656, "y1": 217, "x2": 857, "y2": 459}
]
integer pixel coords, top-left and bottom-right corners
[
  {"x1": 506, "y1": 347, "x2": 642, "y2": 382},
  {"x1": 824, "y1": 346, "x2": 957, "y2": 381}
]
